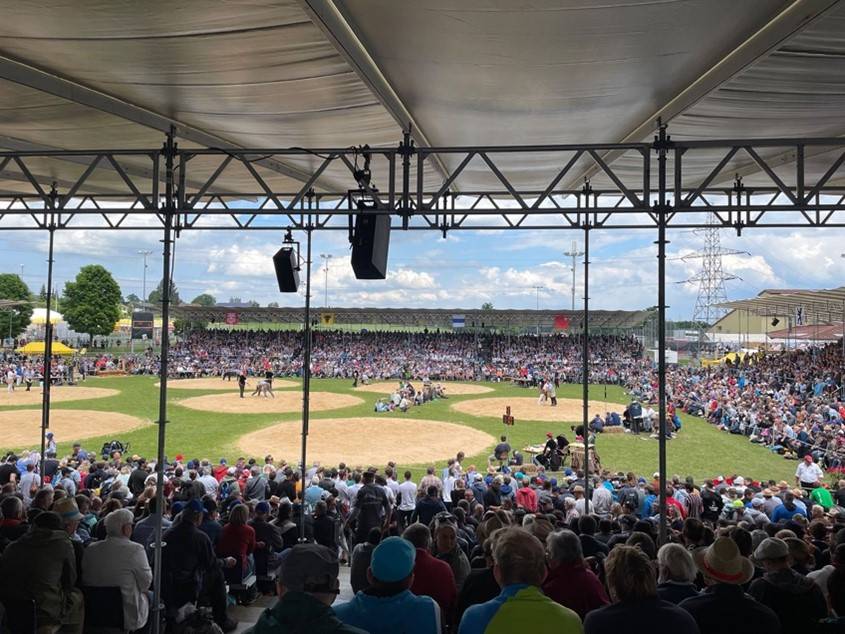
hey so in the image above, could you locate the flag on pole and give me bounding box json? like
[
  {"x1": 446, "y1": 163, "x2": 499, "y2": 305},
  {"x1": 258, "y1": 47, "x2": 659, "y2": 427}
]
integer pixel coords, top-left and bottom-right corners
[{"x1": 452, "y1": 314, "x2": 465, "y2": 329}]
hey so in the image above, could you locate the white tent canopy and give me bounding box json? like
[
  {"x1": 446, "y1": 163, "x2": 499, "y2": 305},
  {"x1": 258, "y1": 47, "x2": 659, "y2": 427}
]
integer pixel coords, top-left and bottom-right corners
[{"x1": 0, "y1": 0, "x2": 843, "y2": 195}]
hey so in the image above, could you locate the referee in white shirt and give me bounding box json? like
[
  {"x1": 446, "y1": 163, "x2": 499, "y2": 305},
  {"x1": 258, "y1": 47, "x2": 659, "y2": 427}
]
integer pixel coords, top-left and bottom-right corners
[{"x1": 795, "y1": 454, "x2": 824, "y2": 493}]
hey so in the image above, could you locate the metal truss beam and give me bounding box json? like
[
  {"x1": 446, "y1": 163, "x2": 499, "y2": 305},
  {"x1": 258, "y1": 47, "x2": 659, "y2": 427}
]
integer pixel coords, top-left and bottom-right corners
[{"x1": 1, "y1": 133, "x2": 845, "y2": 232}]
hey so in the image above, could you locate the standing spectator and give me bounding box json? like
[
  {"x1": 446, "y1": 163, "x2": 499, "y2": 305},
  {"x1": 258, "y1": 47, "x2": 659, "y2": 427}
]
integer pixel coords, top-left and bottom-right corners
[
  {"x1": 584, "y1": 545, "x2": 699, "y2": 634},
  {"x1": 398, "y1": 470, "x2": 418, "y2": 528},
  {"x1": 82, "y1": 508, "x2": 153, "y2": 632},
  {"x1": 749, "y1": 538, "x2": 827, "y2": 632},
  {"x1": 543, "y1": 529, "x2": 609, "y2": 619},
  {"x1": 680, "y1": 537, "x2": 780, "y2": 634},
  {"x1": 334, "y1": 536, "x2": 442, "y2": 634},
  {"x1": 347, "y1": 471, "x2": 390, "y2": 548},
  {"x1": 413, "y1": 485, "x2": 447, "y2": 527},
  {"x1": 433, "y1": 521, "x2": 471, "y2": 590},
  {"x1": 459, "y1": 527, "x2": 582, "y2": 634},
  {"x1": 350, "y1": 527, "x2": 382, "y2": 594}
]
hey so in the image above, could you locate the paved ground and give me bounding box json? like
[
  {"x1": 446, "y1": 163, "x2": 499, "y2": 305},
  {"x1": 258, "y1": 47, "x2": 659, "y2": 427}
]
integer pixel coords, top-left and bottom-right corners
[{"x1": 230, "y1": 566, "x2": 354, "y2": 632}]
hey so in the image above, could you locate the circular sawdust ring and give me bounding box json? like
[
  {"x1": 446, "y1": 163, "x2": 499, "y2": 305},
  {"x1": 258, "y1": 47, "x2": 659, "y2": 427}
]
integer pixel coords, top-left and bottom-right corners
[
  {"x1": 0, "y1": 409, "x2": 150, "y2": 449},
  {"x1": 238, "y1": 417, "x2": 495, "y2": 466},
  {"x1": 452, "y1": 396, "x2": 625, "y2": 422},
  {"x1": 354, "y1": 381, "x2": 493, "y2": 395},
  {"x1": 0, "y1": 386, "x2": 118, "y2": 408},
  {"x1": 177, "y1": 391, "x2": 363, "y2": 414},
  {"x1": 156, "y1": 377, "x2": 297, "y2": 391}
]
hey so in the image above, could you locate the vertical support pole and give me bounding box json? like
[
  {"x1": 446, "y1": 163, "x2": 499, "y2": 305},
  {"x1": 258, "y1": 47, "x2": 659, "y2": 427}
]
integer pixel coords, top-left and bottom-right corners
[
  {"x1": 655, "y1": 122, "x2": 670, "y2": 545},
  {"x1": 151, "y1": 128, "x2": 176, "y2": 634},
  {"x1": 300, "y1": 213, "x2": 314, "y2": 542},
  {"x1": 582, "y1": 223, "x2": 591, "y2": 515},
  {"x1": 400, "y1": 126, "x2": 414, "y2": 229},
  {"x1": 39, "y1": 186, "x2": 57, "y2": 486}
]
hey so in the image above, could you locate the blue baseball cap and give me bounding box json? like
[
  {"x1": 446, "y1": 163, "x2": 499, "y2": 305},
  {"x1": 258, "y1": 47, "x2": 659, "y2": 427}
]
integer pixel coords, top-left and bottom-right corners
[
  {"x1": 255, "y1": 501, "x2": 270, "y2": 514},
  {"x1": 370, "y1": 537, "x2": 416, "y2": 583}
]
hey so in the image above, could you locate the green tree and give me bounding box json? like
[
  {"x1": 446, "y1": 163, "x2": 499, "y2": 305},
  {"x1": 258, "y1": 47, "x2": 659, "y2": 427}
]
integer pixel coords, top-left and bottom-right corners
[
  {"x1": 125, "y1": 293, "x2": 141, "y2": 306},
  {"x1": 38, "y1": 284, "x2": 47, "y2": 302},
  {"x1": 148, "y1": 279, "x2": 180, "y2": 305},
  {"x1": 190, "y1": 293, "x2": 216, "y2": 306},
  {"x1": 481, "y1": 302, "x2": 494, "y2": 311},
  {"x1": 267, "y1": 302, "x2": 280, "y2": 308},
  {"x1": 61, "y1": 265, "x2": 122, "y2": 344},
  {"x1": 0, "y1": 274, "x2": 33, "y2": 339}
]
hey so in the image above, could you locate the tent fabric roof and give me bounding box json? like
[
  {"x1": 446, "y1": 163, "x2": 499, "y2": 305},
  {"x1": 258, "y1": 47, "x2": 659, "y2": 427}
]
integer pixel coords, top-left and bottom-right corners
[
  {"x1": 16, "y1": 341, "x2": 77, "y2": 355},
  {"x1": 1, "y1": 1, "x2": 844, "y2": 196}
]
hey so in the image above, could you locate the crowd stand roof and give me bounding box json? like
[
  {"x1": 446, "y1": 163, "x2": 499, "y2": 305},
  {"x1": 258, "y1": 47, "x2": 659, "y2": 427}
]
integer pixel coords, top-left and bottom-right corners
[
  {"x1": 170, "y1": 304, "x2": 653, "y2": 331},
  {"x1": 717, "y1": 287, "x2": 845, "y2": 323}
]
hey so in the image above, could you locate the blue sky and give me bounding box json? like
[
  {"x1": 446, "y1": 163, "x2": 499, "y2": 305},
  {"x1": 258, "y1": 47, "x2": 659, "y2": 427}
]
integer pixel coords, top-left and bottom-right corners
[{"x1": 1, "y1": 214, "x2": 842, "y2": 320}]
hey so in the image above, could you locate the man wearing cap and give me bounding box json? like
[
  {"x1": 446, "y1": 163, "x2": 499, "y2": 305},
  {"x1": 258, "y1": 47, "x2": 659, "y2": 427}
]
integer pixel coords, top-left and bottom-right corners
[
  {"x1": 82, "y1": 508, "x2": 152, "y2": 632},
  {"x1": 460, "y1": 527, "x2": 582, "y2": 634},
  {"x1": 334, "y1": 536, "x2": 442, "y2": 634},
  {"x1": 679, "y1": 536, "x2": 780, "y2": 633},
  {"x1": 749, "y1": 537, "x2": 827, "y2": 632},
  {"x1": 246, "y1": 543, "x2": 366, "y2": 634},
  {"x1": 161, "y1": 498, "x2": 238, "y2": 632}
]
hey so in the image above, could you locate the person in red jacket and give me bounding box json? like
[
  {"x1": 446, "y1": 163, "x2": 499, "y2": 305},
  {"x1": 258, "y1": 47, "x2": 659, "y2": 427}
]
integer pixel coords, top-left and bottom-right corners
[
  {"x1": 403, "y1": 522, "x2": 457, "y2": 627},
  {"x1": 216, "y1": 503, "x2": 257, "y2": 577},
  {"x1": 514, "y1": 473, "x2": 538, "y2": 512},
  {"x1": 542, "y1": 528, "x2": 609, "y2": 620}
]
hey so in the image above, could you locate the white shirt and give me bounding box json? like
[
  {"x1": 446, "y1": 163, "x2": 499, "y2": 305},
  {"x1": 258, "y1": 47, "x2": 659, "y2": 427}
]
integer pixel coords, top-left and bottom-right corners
[
  {"x1": 82, "y1": 535, "x2": 153, "y2": 631},
  {"x1": 199, "y1": 474, "x2": 219, "y2": 496},
  {"x1": 398, "y1": 480, "x2": 418, "y2": 511},
  {"x1": 796, "y1": 462, "x2": 824, "y2": 483}
]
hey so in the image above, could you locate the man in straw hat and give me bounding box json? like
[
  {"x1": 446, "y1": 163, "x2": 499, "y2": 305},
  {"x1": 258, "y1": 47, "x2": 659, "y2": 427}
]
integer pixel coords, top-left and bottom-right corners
[
  {"x1": 748, "y1": 537, "x2": 827, "y2": 632},
  {"x1": 679, "y1": 537, "x2": 779, "y2": 633}
]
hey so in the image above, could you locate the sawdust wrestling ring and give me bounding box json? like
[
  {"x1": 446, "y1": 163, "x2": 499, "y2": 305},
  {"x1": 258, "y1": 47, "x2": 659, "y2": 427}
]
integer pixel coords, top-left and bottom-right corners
[
  {"x1": 0, "y1": 385, "x2": 118, "y2": 407},
  {"x1": 177, "y1": 391, "x2": 363, "y2": 414},
  {"x1": 0, "y1": 409, "x2": 150, "y2": 448},
  {"x1": 238, "y1": 417, "x2": 495, "y2": 465},
  {"x1": 354, "y1": 381, "x2": 494, "y2": 395},
  {"x1": 157, "y1": 377, "x2": 297, "y2": 390},
  {"x1": 451, "y1": 396, "x2": 625, "y2": 422}
]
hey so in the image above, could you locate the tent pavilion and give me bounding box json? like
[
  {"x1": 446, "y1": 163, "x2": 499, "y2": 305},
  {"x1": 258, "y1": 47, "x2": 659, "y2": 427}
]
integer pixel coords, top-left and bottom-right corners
[
  {"x1": 16, "y1": 341, "x2": 76, "y2": 355},
  {"x1": 3, "y1": 3, "x2": 845, "y2": 620}
]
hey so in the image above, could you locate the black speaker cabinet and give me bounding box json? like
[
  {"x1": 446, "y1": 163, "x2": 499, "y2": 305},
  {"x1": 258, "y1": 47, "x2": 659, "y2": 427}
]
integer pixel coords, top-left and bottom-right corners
[
  {"x1": 272, "y1": 246, "x2": 299, "y2": 292},
  {"x1": 351, "y1": 212, "x2": 390, "y2": 279}
]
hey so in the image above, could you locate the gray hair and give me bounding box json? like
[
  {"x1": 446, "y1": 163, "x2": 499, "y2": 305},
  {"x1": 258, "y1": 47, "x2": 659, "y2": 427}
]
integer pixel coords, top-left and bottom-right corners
[
  {"x1": 546, "y1": 529, "x2": 583, "y2": 565},
  {"x1": 103, "y1": 508, "x2": 135, "y2": 537},
  {"x1": 656, "y1": 543, "x2": 696, "y2": 583}
]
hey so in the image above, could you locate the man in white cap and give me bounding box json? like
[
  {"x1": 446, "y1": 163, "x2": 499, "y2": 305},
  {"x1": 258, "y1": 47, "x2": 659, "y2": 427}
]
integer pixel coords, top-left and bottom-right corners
[
  {"x1": 679, "y1": 536, "x2": 779, "y2": 634},
  {"x1": 749, "y1": 537, "x2": 827, "y2": 632}
]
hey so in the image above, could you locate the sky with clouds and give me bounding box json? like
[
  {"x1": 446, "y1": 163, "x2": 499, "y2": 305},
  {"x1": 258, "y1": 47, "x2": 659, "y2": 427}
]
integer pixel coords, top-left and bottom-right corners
[{"x1": 1, "y1": 205, "x2": 841, "y2": 321}]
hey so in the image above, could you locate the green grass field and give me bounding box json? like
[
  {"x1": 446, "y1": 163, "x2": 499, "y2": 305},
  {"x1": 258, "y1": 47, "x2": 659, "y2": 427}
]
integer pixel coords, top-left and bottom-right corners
[{"x1": 0, "y1": 376, "x2": 798, "y2": 483}]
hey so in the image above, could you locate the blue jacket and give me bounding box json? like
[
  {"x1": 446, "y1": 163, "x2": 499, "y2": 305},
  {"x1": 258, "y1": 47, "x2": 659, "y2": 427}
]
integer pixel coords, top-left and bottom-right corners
[{"x1": 333, "y1": 589, "x2": 440, "y2": 634}]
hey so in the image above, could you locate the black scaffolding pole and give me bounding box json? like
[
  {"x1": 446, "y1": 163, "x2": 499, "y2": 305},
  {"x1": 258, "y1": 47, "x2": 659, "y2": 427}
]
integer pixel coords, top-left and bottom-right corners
[
  {"x1": 299, "y1": 219, "x2": 313, "y2": 542},
  {"x1": 39, "y1": 187, "x2": 57, "y2": 487},
  {"x1": 582, "y1": 221, "x2": 591, "y2": 515},
  {"x1": 151, "y1": 129, "x2": 176, "y2": 634},
  {"x1": 655, "y1": 122, "x2": 670, "y2": 545}
]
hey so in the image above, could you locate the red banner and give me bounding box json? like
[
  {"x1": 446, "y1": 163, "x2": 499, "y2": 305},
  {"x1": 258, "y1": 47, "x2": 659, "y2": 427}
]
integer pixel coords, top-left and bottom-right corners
[{"x1": 553, "y1": 314, "x2": 570, "y2": 330}]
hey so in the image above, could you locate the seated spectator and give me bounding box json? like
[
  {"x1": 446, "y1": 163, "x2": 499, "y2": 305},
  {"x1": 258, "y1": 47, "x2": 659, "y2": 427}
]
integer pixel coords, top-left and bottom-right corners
[
  {"x1": 216, "y1": 503, "x2": 257, "y2": 577},
  {"x1": 350, "y1": 527, "x2": 382, "y2": 594},
  {"x1": 433, "y1": 520, "x2": 471, "y2": 590},
  {"x1": 161, "y1": 499, "x2": 238, "y2": 632},
  {"x1": 82, "y1": 508, "x2": 153, "y2": 632},
  {"x1": 578, "y1": 515, "x2": 609, "y2": 558},
  {"x1": 0, "y1": 495, "x2": 27, "y2": 546},
  {"x1": 246, "y1": 543, "x2": 366, "y2": 633},
  {"x1": 457, "y1": 530, "x2": 502, "y2": 622},
  {"x1": 749, "y1": 537, "x2": 827, "y2": 632},
  {"x1": 680, "y1": 536, "x2": 780, "y2": 634},
  {"x1": 334, "y1": 536, "x2": 442, "y2": 634},
  {"x1": 459, "y1": 527, "x2": 582, "y2": 634},
  {"x1": 543, "y1": 528, "x2": 609, "y2": 619},
  {"x1": 403, "y1": 522, "x2": 457, "y2": 624},
  {"x1": 656, "y1": 543, "x2": 699, "y2": 604},
  {"x1": 584, "y1": 545, "x2": 699, "y2": 634},
  {"x1": 0, "y1": 511, "x2": 84, "y2": 632},
  {"x1": 413, "y1": 485, "x2": 448, "y2": 527}
]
